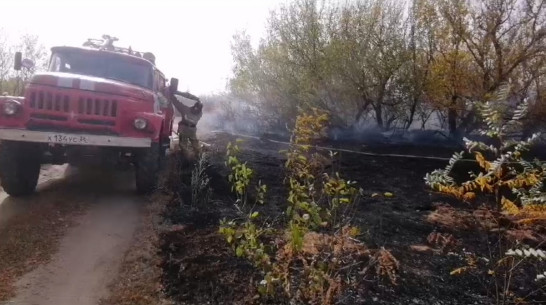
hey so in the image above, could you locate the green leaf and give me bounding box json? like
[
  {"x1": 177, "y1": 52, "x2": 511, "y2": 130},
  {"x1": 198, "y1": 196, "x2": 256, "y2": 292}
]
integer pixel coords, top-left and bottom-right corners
[
  {"x1": 236, "y1": 246, "x2": 244, "y2": 257},
  {"x1": 340, "y1": 198, "x2": 350, "y2": 204},
  {"x1": 251, "y1": 211, "x2": 259, "y2": 219}
]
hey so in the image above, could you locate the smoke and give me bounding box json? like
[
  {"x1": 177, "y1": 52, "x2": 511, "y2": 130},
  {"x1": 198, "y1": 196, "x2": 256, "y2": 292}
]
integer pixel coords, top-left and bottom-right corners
[
  {"x1": 197, "y1": 94, "x2": 545, "y2": 155},
  {"x1": 197, "y1": 93, "x2": 272, "y2": 137},
  {"x1": 327, "y1": 126, "x2": 462, "y2": 148},
  {"x1": 198, "y1": 94, "x2": 460, "y2": 148}
]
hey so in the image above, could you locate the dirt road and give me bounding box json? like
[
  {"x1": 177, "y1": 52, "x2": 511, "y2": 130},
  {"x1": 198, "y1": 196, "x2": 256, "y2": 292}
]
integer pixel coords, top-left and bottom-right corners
[{"x1": 1, "y1": 166, "x2": 143, "y2": 305}]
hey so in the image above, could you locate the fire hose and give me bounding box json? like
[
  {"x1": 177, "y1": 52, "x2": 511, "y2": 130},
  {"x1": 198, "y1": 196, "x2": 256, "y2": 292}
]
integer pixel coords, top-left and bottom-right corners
[
  {"x1": 209, "y1": 130, "x2": 546, "y2": 165},
  {"x1": 210, "y1": 130, "x2": 466, "y2": 162}
]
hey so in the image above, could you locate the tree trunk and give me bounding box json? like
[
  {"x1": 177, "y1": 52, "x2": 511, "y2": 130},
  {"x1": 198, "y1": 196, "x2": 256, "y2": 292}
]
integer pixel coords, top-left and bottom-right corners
[
  {"x1": 448, "y1": 95, "x2": 458, "y2": 136},
  {"x1": 386, "y1": 115, "x2": 397, "y2": 131},
  {"x1": 521, "y1": 119, "x2": 534, "y2": 140},
  {"x1": 406, "y1": 97, "x2": 418, "y2": 130},
  {"x1": 458, "y1": 107, "x2": 477, "y2": 135},
  {"x1": 354, "y1": 97, "x2": 372, "y2": 124},
  {"x1": 448, "y1": 108, "x2": 457, "y2": 136},
  {"x1": 375, "y1": 81, "x2": 388, "y2": 130},
  {"x1": 374, "y1": 104, "x2": 384, "y2": 129}
]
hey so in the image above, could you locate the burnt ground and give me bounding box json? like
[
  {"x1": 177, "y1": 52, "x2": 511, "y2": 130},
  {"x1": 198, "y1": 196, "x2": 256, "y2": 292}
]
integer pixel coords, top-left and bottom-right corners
[{"x1": 160, "y1": 132, "x2": 546, "y2": 305}]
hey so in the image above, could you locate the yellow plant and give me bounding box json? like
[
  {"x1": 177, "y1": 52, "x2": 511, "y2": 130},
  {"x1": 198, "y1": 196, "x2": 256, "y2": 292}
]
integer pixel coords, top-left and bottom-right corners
[
  {"x1": 425, "y1": 84, "x2": 545, "y2": 219},
  {"x1": 429, "y1": 84, "x2": 546, "y2": 303},
  {"x1": 283, "y1": 108, "x2": 330, "y2": 250},
  {"x1": 450, "y1": 252, "x2": 478, "y2": 276}
]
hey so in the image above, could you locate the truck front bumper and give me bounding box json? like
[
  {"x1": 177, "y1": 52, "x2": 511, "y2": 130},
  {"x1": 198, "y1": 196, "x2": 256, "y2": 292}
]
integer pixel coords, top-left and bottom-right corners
[{"x1": 0, "y1": 129, "x2": 151, "y2": 148}]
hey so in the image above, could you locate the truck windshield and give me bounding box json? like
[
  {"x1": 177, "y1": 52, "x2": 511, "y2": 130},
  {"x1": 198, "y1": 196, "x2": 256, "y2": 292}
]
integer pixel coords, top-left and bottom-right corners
[{"x1": 48, "y1": 51, "x2": 153, "y2": 89}]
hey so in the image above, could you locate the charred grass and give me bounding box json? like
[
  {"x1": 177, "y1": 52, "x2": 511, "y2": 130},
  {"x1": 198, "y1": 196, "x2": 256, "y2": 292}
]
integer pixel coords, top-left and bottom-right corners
[
  {"x1": 159, "y1": 133, "x2": 546, "y2": 305},
  {"x1": 160, "y1": 148, "x2": 271, "y2": 305}
]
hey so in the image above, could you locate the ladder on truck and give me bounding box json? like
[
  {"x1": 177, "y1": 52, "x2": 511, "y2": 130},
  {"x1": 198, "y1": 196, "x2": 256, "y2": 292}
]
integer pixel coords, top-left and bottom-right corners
[{"x1": 83, "y1": 35, "x2": 156, "y2": 64}]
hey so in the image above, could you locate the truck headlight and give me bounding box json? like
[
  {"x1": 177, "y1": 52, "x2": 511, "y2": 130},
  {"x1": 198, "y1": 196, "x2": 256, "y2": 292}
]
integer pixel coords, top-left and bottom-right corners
[
  {"x1": 3, "y1": 100, "x2": 21, "y2": 116},
  {"x1": 134, "y1": 118, "x2": 148, "y2": 130}
]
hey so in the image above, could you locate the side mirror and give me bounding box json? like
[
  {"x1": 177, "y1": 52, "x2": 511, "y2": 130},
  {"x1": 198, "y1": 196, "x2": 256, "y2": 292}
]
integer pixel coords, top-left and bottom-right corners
[
  {"x1": 14, "y1": 52, "x2": 22, "y2": 71},
  {"x1": 22, "y1": 59, "x2": 35, "y2": 69},
  {"x1": 169, "y1": 78, "x2": 179, "y2": 93}
]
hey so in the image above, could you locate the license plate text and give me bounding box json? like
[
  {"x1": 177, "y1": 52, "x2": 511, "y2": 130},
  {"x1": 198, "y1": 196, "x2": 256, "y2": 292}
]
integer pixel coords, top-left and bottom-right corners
[{"x1": 47, "y1": 134, "x2": 89, "y2": 144}]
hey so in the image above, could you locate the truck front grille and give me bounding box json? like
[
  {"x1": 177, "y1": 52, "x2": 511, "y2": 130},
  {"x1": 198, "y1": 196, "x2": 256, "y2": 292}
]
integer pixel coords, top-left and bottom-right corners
[
  {"x1": 29, "y1": 91, "x2": 70, "y2": 112},
  {"x1": 28, "y1": 90, "x2": 118, "y2": 118},
  {"x1": 77, "y1": 97, "x2": 118, "y2": 117}
]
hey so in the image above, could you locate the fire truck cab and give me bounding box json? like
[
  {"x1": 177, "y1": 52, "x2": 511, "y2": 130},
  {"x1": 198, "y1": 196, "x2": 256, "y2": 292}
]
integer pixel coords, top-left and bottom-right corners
[{"x1": 0, "y1": 36, "x2": 177, "y2": 196}]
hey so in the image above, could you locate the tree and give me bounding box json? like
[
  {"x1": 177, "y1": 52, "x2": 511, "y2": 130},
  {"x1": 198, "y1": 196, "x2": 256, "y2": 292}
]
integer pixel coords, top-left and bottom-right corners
[
  {"x1": 16, "y1": 34, "x2": 48, "y2": 83},
  {"x1": 438, "y1": 0, "x2": 546, "y2": 136},
  {"x1": 0, "y1": 30, "x2": 14, "y2": 94},
  {"x1": 228, "y1": 0, "x2": 545, "y2": 135},
  {"x1": 327, "y1": 0, "x2": 409, "y2": 129},
  {"x1": 230, "y1": 0, "x2": 338, "y2": 129}
]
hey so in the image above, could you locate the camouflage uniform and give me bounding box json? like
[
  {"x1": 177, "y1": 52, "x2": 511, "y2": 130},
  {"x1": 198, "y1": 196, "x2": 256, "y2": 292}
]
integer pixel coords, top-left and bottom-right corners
[{"x1": 171, "y1": 91, "x2": 203, "y2": 155}]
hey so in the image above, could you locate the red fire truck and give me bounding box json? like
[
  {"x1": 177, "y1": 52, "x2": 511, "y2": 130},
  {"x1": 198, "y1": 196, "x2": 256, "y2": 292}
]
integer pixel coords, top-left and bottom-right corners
[{"x1": 0, "y1": 35, "x2": 177, "y2": 196}]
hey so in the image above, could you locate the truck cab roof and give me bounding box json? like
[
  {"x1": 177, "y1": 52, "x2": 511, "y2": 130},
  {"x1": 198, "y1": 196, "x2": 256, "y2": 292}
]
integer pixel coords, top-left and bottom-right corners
[
  {"x1": 51, "y1": 46, "x2": 162, "y2": 73},
  {"x1": 49, "y1": 45, "x2": 167, "y2": 92}
]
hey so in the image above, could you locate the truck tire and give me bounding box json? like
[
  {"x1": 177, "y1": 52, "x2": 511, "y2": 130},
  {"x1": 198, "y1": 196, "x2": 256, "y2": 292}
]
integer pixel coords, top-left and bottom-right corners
[
  {"x1": 0, "y1": 141, "x2": 41, "y2": 196},
  {"x1": 135, "y1": 143, "x2": 165, "y2": 194}
]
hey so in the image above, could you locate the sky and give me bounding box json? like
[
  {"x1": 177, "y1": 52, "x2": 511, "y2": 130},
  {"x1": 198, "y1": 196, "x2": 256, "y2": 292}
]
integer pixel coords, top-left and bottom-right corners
[{"x1": 1, "y1": 0, "x2": 283, "y2": 95}]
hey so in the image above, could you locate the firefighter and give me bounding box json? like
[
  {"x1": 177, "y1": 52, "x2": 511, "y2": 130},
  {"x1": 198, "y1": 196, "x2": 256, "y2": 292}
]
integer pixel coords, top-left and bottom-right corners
[{"x1": 170, "y1": 91, "x2": 203, "y2": 156}]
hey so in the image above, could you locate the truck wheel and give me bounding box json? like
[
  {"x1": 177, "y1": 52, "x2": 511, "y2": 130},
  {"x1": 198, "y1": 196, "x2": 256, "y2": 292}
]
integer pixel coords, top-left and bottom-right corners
[
  {"x1": 0, "y1": 141, "x2": 41, "y2": 196},
  {"x1": 135, "y1": 143, "x2": 165, "y2": 194}
]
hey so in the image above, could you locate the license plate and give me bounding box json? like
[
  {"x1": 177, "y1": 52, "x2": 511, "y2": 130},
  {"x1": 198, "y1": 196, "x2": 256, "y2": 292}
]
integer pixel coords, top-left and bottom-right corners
[{"x1": 47, "y1": 133, "x2": 90, "y2": 145}]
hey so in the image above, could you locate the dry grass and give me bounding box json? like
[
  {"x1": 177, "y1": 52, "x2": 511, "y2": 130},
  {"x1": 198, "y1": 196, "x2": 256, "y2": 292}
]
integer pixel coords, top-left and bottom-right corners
[
  {"x1": 426, "y1": 202, "x2": 546, "y2": 248},
  {"x1": 99, "y1": 193, "x2": 173, "y2": 305},
  {"x1": 426, "y1": 232, "x2": 461, "y2": 252},
  {"x1": 425, "y1": 203, "x2": 476, "y2": 230},
  {"x1": 0, "y1": 198, "x2": 85, "y2": 301},
  {"x1": 280, "y1": 230, "x2": 369, "y2": 258},
  {"x1": 375, "y1": 248, "x2": 400, "y2": 285}
]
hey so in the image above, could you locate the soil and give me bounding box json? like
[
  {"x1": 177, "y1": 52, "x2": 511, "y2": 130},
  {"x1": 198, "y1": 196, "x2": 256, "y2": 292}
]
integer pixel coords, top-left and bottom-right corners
[
  {"x1": 1, "y1": 167, "x2": 143, "y2": 305},
  {"x1": 160, "y1": 132, "x2": 546, "y2": 305},
  {"x1": 99, "y1": 195, "x2": 171, "y2": 305}
]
